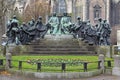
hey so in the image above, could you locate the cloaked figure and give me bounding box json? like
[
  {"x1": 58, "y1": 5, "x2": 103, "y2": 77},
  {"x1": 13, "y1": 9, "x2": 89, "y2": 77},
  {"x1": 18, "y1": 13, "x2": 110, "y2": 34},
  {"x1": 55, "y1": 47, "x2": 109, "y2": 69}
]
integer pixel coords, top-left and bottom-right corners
[
  {"x1": 34, "y1": 16, "x2": 47, "y2": 39},
  {"x1": 7, "y1": 15, "x2": 20, "y2": 44}
]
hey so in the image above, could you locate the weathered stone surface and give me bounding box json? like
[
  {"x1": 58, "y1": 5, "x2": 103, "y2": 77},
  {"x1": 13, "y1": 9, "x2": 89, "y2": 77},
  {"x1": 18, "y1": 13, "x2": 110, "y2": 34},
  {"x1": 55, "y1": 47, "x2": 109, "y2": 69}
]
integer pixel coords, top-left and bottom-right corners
[{"x1": 112, "y1": 55, "x2": 120, "y2": 76}]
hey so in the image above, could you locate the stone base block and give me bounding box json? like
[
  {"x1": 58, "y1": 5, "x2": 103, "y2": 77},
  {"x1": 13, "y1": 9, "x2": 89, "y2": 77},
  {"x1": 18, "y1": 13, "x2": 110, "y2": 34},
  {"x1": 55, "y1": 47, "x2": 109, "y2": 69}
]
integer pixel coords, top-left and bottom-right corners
[{"x1": 112, "y1": 67, "x2": 120, "y2": 76}]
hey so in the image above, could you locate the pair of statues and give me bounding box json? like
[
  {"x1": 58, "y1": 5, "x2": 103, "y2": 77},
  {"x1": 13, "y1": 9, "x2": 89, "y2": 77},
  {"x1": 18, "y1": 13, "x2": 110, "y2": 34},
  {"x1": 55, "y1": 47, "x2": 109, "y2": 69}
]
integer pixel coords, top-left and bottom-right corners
[{"x1": 47, "y1": 13, "x2": 72, "y2": 35}]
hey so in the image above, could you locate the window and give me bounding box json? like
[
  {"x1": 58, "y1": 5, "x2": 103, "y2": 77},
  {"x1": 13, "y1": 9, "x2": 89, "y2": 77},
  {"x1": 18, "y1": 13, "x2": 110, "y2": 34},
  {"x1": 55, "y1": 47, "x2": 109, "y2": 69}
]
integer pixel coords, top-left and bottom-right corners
[
  {"x1": 58, "y1": 0, "x2": 67, "y2": 14},
  {"x1": 94, "y1": 4, "x2": 101, "y2": 19}
]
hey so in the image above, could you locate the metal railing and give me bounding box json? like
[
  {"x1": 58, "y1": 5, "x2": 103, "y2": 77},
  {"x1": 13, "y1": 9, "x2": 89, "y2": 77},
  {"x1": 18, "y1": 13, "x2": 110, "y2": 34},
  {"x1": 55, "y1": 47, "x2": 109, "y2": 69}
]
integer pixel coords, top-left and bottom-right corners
[{"x1": 0, "y1": 59, "x2": 113, "y2": 72}]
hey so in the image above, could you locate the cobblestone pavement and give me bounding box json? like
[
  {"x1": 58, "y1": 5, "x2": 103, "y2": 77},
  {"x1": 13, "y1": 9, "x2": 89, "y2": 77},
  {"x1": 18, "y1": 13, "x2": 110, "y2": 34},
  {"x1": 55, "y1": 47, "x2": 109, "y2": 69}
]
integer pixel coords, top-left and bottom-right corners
[{"x1": 0, "y1": 74, "x2": 120, "y2": 80}]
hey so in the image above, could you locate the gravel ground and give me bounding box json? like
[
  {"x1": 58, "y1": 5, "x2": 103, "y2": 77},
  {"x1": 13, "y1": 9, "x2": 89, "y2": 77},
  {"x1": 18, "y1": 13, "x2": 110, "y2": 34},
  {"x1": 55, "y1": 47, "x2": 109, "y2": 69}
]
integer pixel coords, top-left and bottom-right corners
[{"x1": 0, "y1": 74, "x2": 120, "y2": 80}]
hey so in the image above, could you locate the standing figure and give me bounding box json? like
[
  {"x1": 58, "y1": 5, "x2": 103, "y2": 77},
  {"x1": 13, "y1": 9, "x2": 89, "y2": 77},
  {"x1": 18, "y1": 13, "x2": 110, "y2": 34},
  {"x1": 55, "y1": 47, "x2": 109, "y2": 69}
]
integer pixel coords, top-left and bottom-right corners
[
  {"x1": 73, "y1": 16, "x2": 83, "y2": 38},
  {"x1": 34, "y1": 16, "x2": 47, "y2": 39},
  {"x1": 85, "y1": 20, "x2": 97, "y2": 44},
  {"x1": 102, "y1": 20, "x2": 111, "y2": 45},
  {"x1": 8, "y1": 15, "x2": 20, "y2": 44},
  {"x1": 47, "y1": 13, "x2": 59, "y2": 35},
  {"x1": 28, "y1": 18, "x2": 35, "y2": 27},
  {"x1": 96, "y1": 18, "x2": 105, "y2": 45},
  {"x1": 61, "y1": 13, "x2": 72, "y2": 34},
  {"x1": 19, "y1": 22, "x2": 30, "y2": 44}
]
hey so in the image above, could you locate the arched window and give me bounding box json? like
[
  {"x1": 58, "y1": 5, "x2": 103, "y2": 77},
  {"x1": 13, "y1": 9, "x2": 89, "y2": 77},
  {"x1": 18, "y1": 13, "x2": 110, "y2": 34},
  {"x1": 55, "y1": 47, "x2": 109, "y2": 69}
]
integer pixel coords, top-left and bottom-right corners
[
  {"x1": 94, "y1": 4, "x2": 101, "y2": 19},
  {"x1": 58, "y1": 0, "x2": 67, "y2": 14},
  {"x1": 53, "y1": 0, "x2": 67, "y2": 14},
  {"x1": 115, "y1": 1, "x2": 120, "y2": 24}
]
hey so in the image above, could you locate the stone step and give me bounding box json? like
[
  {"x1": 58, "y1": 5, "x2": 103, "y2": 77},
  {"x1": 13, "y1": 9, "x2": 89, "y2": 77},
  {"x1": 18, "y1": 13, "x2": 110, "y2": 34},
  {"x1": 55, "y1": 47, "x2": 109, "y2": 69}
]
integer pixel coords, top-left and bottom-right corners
[
  {"x1": 23, "y1": 35, "x2": 97, "y2": 55},
  {"x1": 30, "y1": 45, "x2": 80, "y2": 48},
  {"x1": 30, "y1": 40, "x2": 80, "y2": 45},
  {"x1": 33, "y1": 48, "x2": 88, "y2": 51},
  {"x1": 25, "y1": 51, "x2": 96, "y2": 54},
  {"x1": 29, "y1": 43, "x2": 80, "y2": 46}
]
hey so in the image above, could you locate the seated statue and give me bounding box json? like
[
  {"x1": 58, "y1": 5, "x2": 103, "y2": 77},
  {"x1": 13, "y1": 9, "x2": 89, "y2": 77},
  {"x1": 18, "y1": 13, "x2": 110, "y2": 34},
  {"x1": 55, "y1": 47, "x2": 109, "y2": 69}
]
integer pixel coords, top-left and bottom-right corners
[
  {"x1": 60, "y1": 13, "x2": 72, "y2": 34},
  {"x1": 47, "y1": 13, "x2": 59, "y2": 35}
]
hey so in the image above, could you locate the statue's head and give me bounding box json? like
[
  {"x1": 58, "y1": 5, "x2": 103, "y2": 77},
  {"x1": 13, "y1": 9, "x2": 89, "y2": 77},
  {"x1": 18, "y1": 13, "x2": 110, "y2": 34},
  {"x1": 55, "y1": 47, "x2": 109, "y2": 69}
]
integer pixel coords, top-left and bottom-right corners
[
  {"x1": 31, "y1": 18, "x2": 35, "y2": 21},
  {"x1": 87, "y1": 20, "x2": 90, "y2": 23},
  {"x1": 84, "y1": 21, "x2": 87, "y2": 24},
  {"x1": 103, "y1": 20, "x2": 107, "y2": 23},
  {"x1": 53, "y1": 12, "x2": 56, "y2": 16},
  {"x1": 98, "y1": 18, "x2": 102, "y2": 22},
  {"x1": 77, "y1": 16, "x2": 81, "y2": 20},
  {"x1": 95, "y1": 24, "x2": 98, "y2": 27},
  {"x1": 22, "y1": 22, "x2": 26, "y2": 25},
  {"x1": 38, "y1": 16, "x2": 42, "y2": 20},
  {"x1": 63, "y1": 13, "x2": 67, "y2": 16},
  {"x1": 13, "y1": 15, "x2": 17, "y2": 19},
  {"x1": 9, "y1": 19, "x2": 12, "y2": 22}
]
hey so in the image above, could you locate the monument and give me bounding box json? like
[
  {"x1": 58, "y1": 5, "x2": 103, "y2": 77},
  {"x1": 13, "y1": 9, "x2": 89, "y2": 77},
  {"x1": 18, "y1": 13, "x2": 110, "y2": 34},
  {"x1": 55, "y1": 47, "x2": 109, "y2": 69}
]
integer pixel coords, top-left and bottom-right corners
[
  {"x1": 3, "y1": 13, "x2": 112, "y2": 55},
  {"x1": 5, "y1": 13, "x2": 112, "y2": 46}
]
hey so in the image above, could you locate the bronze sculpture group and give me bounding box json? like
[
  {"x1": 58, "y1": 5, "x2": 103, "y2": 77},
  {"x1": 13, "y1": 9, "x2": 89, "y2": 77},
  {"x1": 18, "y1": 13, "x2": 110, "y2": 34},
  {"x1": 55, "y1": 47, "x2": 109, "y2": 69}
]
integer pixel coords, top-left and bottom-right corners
[{"x1": 6, "y1": 13, "x2": 111, "y2": 45}]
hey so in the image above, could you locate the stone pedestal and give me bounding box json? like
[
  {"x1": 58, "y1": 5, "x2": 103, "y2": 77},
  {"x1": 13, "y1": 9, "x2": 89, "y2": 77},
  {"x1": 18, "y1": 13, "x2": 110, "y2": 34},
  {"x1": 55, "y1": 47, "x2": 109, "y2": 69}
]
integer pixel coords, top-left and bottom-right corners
[
  {"x1": 98, "y1": 54, "x2": 105, "y2": 71},
  {"x1": 5, "y1": 53, "x2": 12, "y2": 70},
  {"x1": 112, "y1": 55, "x2": 120, "y2": 76},
  {"x1": 106, "y1": 46, "x2": 111, "y2": 58},
  {"x1": 27, "y1": 34, "x2": 96, "y2": 55},
  {"x1": 44, "y1": 34, "x2": 73, "y2": 40},
  {"x1": 117, "y1": 30, "x2": 120, "y2": 45}
]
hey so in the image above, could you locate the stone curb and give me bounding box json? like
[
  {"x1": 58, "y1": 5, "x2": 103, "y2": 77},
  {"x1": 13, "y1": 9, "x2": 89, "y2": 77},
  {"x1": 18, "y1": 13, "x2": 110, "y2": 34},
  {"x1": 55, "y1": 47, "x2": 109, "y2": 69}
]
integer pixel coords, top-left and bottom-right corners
[{"x1": 8, "y1": 69, "x2": 102, "y2": 79}]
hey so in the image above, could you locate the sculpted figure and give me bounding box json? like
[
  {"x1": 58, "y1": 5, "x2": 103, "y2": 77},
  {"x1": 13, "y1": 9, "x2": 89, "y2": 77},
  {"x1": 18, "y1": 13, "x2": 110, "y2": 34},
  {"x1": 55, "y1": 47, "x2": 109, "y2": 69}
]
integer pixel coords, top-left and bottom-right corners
[
  {"x1": 19, "y1": 22, "x2": 30, "y2": 44},
  {"x1": 8, "y1": 15, "x2": 20, "y2": 44},
  {"x1": 48, "y1": 13, "x2": 59, "y2": 35},
  {"x1": 60, "y1": 13, "x2": 72, "y2": 34},
  {"x1": 34, "y1": 16, "x2": 47, "y2": 39},
  {"x1": 70, "y1": 17, "x2": 82, "y2": 38},
  {"x1": 28, "y1": 18, "x2": 35, "y2": 27},
  {"x1": 102, "y1": 20, "x2": 111, "y2": 45},
  {"x1": 74, "y1": 16, "x2": 83, "y2": 38},
  {"x1": 85, "y1": 20, "x2": 97, "y2": 44},
  {"x1": 96, "y1": 18, "x2": 105, "y2": 45}
]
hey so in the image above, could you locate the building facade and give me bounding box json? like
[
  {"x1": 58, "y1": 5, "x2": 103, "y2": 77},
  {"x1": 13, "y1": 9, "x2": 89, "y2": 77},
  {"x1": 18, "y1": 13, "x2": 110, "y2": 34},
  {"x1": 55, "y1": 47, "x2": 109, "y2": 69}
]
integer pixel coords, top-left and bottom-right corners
[
  {"x1": 50, "y1": 0, "x2": 110, "y2": 24},
  {"x1": 1, "y1": 0, "x2": 120, "y2": 44},
  {"x1": 49, "y1": 0, "x2": 120, "y2": 44}
]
